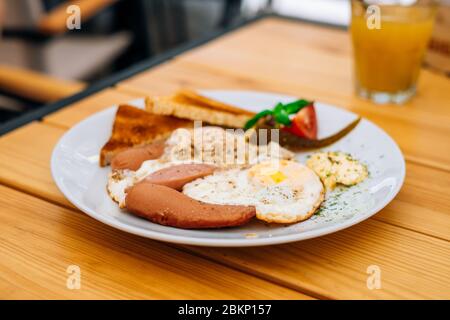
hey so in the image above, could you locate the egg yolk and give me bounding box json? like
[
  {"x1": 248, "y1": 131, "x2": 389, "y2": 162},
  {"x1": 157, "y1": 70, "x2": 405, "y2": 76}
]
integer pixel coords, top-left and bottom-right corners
[
  {"x1": 270, "y1": 171, "x2": 287, "y2": 184},
  {"x1": 248, "y1": 161, "x2": 291, "y2": 186}
]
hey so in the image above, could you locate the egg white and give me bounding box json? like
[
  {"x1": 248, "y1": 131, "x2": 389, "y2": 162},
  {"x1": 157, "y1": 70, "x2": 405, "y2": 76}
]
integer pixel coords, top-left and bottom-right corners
[
  {"x1": 107, "y1": 159, "x2": 174, "y2": 208},
  {"x1": 107, "y1": 126, "x2": 294, "y2": 209},
  {"x1": 183, "y1": 160, "x2": 324, "y2": 224}
]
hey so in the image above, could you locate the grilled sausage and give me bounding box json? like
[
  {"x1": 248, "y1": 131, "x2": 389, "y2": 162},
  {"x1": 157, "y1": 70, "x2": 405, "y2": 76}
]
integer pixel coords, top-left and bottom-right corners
[
  {"x1": 111, "y1": 141, "x2": 165, "y2": 171},
  {"x1": 141, "y1": 164, "x2": 217, "y2": 191},
  {"x1": 125, "y1": 183, "x2": 255, "y2": 229}
]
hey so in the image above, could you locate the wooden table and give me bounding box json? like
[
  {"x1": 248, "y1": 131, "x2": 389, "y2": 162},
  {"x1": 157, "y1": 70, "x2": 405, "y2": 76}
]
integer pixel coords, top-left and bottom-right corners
[{"x1": 1, "y1": 16, "x2": 449, "y2": 300}]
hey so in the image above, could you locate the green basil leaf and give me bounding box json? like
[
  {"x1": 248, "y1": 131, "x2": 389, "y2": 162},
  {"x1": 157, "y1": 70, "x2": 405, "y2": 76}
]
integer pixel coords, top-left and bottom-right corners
[
  {"x1": 244, "y1": 109, "x2": 273, "y2": 130},
  {"x1": 243, "y1": 99, "x2": 313, "y2": 130},
  {"x1": 274, "y1": 108, "x2": 291, "y2": 125},
  {"x1": 273, "y1": 102, "x2": 284, "y2": 114},
  {"x1": 283, "y1": 99, "x2": 311, "y2": 114}
]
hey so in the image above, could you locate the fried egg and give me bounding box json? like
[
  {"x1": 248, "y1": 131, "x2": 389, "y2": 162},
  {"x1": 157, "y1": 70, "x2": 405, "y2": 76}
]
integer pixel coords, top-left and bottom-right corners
[
  {"x1": 107, "y1": 126, "x2": 294, "y2": 208},
  {"x1": 183, "y1": 160, "x2": 324, "y2": 224}
]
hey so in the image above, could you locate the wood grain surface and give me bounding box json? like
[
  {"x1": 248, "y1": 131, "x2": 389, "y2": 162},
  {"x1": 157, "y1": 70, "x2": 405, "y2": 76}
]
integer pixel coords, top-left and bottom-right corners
[
  {"x1": 44, "y1": 89, "x2": 141, "y2": 128},
  {"x1": 185, "y1": 218, "x2": 450, "y2": 299},
  {"x1": 2, "y1": 89, "x2": 449, "y2": 299},
  {"x1": 0, "y1": 185, "x2": 308, "y2": 299},
  {"x1": 0, "y1": 17, "x2": 449, "y2": 299}
]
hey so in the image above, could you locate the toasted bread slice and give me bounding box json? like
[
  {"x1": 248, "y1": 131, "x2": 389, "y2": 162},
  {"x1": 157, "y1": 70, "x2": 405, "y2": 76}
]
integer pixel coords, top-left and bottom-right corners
[
  {"x1": 146, "y1": 94, "x2": 253, "y2": 128},
  {"x1": 100, "y1": 104, "x2": 191, "y2": 166},
  {"x1": 175, "y1": 89, "x2": 255, "y2": 115}
]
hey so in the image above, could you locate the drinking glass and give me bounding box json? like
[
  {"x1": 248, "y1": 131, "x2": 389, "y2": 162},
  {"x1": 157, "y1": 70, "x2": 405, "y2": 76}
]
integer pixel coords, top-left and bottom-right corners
[{"x1": 351, "y1": 0, "x2": 437, "y2": 104}]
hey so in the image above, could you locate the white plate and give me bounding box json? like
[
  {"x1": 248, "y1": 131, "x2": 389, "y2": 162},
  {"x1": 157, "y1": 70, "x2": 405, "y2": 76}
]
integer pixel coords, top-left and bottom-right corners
[{"x1": 51, "y1": 90, "x2": 405, "y2": 247}]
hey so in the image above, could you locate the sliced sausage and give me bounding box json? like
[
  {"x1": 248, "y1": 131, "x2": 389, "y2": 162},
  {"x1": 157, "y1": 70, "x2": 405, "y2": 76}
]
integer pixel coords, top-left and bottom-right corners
[
  {"x1": 125, "y1": 183, "x2": 255, "y2": 229},
  {"x1": 141, "y1": 164, "x2": 217, "y2": 191},
  {"x1": 111, "y1": 140, "x2": 165, "y2": 171}
]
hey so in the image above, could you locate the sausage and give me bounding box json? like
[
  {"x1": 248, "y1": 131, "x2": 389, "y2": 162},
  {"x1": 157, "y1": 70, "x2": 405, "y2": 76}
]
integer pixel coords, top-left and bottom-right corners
[
  {"x1": 125, "y1": 183, "x2": 256, "y2": 229},
  {"x1": 111, "y1": 140, "x2": 165, "y2": 171},
  {"x1": 141, "y1": 164, "x2": 217, "y2": 191}
]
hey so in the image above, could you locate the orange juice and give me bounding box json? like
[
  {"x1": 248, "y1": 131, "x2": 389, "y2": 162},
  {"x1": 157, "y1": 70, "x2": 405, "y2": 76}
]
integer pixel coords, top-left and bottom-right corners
[{"x1": 351, "y1": 1, "x2": 436, "y2": 103}]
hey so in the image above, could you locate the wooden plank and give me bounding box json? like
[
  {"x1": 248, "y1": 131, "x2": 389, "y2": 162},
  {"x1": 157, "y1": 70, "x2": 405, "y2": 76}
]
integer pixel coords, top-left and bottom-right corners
[
  {"x1": 0, "y1": 122, "x2": 72, "y2": 208},
  {"x1": 184, "y1": 218, "x2": 450, "y2": 299},
  {"x1": 0, "y1": 184, "x2": 310, "y2": 299},
  {"x1": 117, "y1": 59, "x2": 450, "y2": 172},
  {"x1": 44, "y1": 88, "x2": 141, "y2": 128},
  {"x1": 375, "y1": 162, "x2": 450, "y2": 241}
]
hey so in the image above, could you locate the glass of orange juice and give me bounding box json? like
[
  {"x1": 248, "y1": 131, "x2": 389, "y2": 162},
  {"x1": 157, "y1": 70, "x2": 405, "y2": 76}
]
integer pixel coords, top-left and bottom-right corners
[{"x1": 351, "y1": 0, "x2": 437, "y2": 104}]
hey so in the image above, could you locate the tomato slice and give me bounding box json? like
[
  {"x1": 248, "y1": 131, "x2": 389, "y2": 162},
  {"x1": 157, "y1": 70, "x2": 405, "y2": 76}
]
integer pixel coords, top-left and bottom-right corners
[{"x1": 283, "y1": 104, "x2": 317, "y2": 140}]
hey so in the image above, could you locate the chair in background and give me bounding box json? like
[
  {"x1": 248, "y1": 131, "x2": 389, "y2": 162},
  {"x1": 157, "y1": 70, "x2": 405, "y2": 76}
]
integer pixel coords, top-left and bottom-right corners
[
  {"x1": 0, "y1": 0, "x2": 127, "y2": 121},
  {"x1": 0, "y1": 0, "x2": 261, "y2": 123}
]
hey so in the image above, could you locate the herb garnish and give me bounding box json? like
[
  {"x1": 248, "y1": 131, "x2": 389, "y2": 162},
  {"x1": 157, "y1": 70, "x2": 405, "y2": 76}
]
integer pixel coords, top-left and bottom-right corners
[{"x1": 244, "y1": 99, "x2": 312, "y2": 130}]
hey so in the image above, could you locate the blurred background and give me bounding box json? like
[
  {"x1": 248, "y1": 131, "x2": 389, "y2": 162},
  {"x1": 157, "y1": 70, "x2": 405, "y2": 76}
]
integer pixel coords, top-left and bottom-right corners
[{"x1": 0, "y1": 0, "x2": 448, "y2": 125}]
